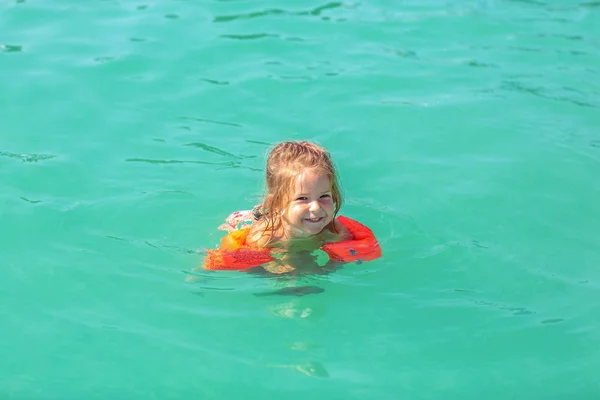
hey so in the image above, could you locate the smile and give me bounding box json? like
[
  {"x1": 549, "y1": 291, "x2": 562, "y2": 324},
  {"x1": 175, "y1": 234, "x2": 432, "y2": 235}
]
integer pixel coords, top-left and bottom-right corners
[{"x1": 304, "y1": 217, "x2": 324, "y2": 223}]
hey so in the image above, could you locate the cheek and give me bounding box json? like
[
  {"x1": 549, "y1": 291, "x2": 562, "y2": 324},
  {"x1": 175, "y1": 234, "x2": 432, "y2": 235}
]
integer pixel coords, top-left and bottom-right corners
[
  {"x1": 321, "y1": 198, "x2": 334, "y2": 209},
  {"x1": 287, "y1": 204, "x2": 304, "y2": 217}
]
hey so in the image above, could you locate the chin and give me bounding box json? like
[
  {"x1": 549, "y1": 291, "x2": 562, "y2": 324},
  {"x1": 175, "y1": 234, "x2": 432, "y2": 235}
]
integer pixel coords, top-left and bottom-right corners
[
  {"x1": 301, "y1": 220, "x2": 330, "y2": 235},
  {"x1": 303, "y1": 228, "x2": 323, "y2": 235}
]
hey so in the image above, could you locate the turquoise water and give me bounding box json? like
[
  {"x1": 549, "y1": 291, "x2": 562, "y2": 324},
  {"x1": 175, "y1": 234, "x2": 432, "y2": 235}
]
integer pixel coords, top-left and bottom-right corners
[{"x1": 2, "y1": 0, "x2": 599, "y2": 398}]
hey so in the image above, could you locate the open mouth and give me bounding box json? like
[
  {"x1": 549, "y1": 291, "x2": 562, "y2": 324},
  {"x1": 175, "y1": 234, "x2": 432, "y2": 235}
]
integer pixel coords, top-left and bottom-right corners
[{"x1": 304, "y1": 217, "x2": 324, "y2": 223}]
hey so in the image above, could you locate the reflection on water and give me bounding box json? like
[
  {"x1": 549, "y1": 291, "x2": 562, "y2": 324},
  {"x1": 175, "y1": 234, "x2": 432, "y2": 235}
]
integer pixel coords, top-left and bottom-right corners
[
  {"x1": 268, "y1": 299, "x2": 313, "y2": 319},
  {"x1": 263, "y1": 361, "x2": 329, "y2": 378}
]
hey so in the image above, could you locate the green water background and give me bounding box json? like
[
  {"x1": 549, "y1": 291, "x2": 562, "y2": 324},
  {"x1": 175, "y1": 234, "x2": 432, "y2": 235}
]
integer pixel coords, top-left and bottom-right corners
[{"x1": 1, "y1": 0, "x2": 599, "y2": 398}]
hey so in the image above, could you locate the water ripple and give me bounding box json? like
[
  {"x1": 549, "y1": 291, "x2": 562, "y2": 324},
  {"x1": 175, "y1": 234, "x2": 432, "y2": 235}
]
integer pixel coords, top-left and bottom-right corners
[
  {"x1": 581, "y1": 1, "x2": 600, "y2": 8},
  {"x1": 125, "y1": 158, "x2": 261, "y2": 171},
  {"x1": 220, "y1": 33, "x2": 278, "y2": 40},
  {"x1": 200, "y1": 78, "x2": 229, "y2": 85},
  {"x1": 0, "y1": 151, "x2": 56, "y2": 163},
  {"x1": 501, "y1": 80, "x2": 599, "y2": 108},
  {"x1": 20, "y1": 197, "x2": 42, "y2": 204},
  {"x1": 183, "y1": 143, "x2": 242, "y2": 159},
  {"x1": 126, "y1": 158, "x2": 231, "y2": 166},
  {"x1": 213, "y1": 2, "x2": 344, "y2": 23},
  {"x1": 214, "y1": 9, "x2": 285, "y2": 23},
  {"x1": 0, "y1": 44, "x2": 23, "y2": 53},
  {"x1": 178, "y1": 116, "x2": 242, "y2": 128}
]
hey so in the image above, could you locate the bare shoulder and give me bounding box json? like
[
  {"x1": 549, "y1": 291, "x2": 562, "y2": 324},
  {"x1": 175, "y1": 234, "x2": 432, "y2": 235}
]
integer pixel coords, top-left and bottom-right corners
[
  {"x1": 322, "y1": 219, "x2": 353, "y2": 243},
  {"x1": 336, "y1": 218, "x2": 353, "y2": 238},
  {"x1": 247, "y1": 221, "x2": 275, "y2": 248}
]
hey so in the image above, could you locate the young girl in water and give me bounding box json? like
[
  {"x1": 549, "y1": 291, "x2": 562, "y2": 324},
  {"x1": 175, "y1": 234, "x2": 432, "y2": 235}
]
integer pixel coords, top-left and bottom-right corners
[{"x1": 203, "y1": 140, "x2": 380, "y2": 274}]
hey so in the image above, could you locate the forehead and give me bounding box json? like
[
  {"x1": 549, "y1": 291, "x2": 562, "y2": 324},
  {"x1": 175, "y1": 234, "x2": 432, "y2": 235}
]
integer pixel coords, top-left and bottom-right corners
[{"x1": 293, "y1": 170, "x2": 331, "y2": 193}]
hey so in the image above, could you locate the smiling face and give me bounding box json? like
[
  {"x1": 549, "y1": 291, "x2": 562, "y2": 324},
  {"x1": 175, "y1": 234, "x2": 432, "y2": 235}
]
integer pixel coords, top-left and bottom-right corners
[
  {"x1": 282, "y1": 169, "x2": 335, "y2": 239},
  {"x1": 258, "y1": 141, "x2": 343, "y2": 245}
]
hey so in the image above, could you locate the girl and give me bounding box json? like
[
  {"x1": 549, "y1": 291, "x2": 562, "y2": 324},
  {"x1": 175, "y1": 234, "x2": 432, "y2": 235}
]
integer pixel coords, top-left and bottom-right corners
[{"x1": 203, "y1": 141, "x2": 381, "y2": 274}]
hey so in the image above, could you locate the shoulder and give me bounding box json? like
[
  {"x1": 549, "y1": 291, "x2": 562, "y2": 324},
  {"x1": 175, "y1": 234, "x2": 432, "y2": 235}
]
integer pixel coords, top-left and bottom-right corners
[
  {"x1": 247, "y1": 221, "x2": 277, "y2": 248},
  {"x1": 334, "y1": 218, "x2": 353, "y2": 240},
  {"x1": 320, "y1": 218, "x2": 353, "y2": 244}
]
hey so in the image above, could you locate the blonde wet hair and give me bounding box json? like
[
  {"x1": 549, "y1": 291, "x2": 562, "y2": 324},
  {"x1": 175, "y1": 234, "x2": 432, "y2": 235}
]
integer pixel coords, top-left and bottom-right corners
[{"x1": 256, "y1": 141, "x2": 343, "y2": 244}]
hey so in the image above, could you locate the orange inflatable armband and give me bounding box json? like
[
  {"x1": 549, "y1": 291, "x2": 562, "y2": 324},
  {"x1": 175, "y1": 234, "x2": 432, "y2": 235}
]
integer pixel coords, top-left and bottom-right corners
[
  {"x1": 321, "y1": 216, "x2": 382, "y2": 263},
  {"x1": 204, "y1": 228, "x2": 274, "y2": 271}
]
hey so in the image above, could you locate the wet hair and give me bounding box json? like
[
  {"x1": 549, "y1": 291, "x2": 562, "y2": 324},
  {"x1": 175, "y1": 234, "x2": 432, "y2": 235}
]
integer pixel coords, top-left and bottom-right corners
[{"x1": 256, "y1": 141, "x2": 342, "y2": 243}]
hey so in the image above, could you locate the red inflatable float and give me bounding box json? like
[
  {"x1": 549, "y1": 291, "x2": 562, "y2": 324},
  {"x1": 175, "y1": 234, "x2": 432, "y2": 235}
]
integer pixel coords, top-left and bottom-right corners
[{"x1": 204, "y1": 215, "x2": 381, "y2": 271}]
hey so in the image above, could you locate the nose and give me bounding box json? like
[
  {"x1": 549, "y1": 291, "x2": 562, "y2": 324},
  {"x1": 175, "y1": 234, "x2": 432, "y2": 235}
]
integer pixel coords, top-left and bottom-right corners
[{"x1": 309, "y1": 200, "x2": 321, "y2": 213}]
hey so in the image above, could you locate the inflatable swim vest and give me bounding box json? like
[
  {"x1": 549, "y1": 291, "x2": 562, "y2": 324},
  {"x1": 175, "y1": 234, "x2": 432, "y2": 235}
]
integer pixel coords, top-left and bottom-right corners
[{"x1": 204, "y1": 215, "x2": 381, "y2": 271}]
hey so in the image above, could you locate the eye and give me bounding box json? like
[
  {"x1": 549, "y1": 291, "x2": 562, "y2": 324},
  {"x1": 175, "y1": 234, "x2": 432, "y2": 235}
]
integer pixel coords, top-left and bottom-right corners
[
  {"x1": 320, "y1": 194, "x2": 331, "y2": 199},
  {"x1": 295, "y1": 196, "x2": 308, "y2": 201}
]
